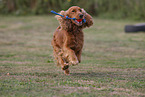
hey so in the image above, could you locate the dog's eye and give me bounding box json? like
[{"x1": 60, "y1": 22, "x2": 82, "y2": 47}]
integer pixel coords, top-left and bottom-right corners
[
  {"x1": 72, "y1": 10, "x2": 75, "y2": 12},
  {"x1": 80, "y1": 9, "x2": 82, "y2": 12}
]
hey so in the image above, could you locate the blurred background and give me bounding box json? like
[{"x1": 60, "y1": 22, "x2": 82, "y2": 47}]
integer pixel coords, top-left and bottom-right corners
[{"x1": 0, "y1": 0, "x2": 145, "y2": 20}]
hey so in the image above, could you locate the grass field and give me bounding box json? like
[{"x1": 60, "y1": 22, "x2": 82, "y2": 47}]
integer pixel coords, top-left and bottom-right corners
[{"x1": 0, "y1": 15, "x2": 145, "y2": 97}]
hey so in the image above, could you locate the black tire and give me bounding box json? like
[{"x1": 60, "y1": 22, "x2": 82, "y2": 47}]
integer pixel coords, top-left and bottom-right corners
[{"x1": 125, "y1": 23, "x2": 145, "y2": 33}]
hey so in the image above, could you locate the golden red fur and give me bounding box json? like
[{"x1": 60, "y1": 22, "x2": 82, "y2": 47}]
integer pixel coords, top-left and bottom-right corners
[{"x1": 51, "y1": 6, "x2": 93, "y2": 75}]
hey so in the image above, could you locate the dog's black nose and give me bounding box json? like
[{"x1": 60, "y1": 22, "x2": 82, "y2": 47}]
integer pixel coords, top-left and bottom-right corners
[{"x1": 79, "y1": 14, "x2": 83, "y2": 18}]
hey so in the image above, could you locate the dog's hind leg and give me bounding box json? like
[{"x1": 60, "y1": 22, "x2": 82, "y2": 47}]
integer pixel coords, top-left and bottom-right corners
[{"x1": 53, "y1": 49, "x2": 60, "y2": 66}]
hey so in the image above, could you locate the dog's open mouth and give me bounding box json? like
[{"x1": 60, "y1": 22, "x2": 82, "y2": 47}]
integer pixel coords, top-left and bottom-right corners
[{"x1": 74, "y1": 19, "x2": 83, "y2": 26}]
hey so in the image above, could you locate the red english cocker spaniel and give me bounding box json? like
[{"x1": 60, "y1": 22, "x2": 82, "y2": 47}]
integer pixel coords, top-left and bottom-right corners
[{"x1": 51, "y1": 6, "x2": 93, "y2": 75}]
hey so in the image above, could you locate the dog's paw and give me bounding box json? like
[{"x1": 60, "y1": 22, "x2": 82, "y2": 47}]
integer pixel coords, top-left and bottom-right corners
[{"x1": 70, "y1": 60, "x2": 79, "y2": 66}]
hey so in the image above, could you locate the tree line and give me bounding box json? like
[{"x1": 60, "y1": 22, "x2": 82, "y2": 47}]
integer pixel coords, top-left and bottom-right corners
[{"x1": 0, "y1": 0, "x2": 145, "y2": 20}]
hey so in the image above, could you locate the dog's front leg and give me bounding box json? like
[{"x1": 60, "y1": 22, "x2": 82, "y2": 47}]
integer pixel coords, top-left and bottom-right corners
[{"x1": 63, "y1": 47, "x2": 79, "y2": 65}]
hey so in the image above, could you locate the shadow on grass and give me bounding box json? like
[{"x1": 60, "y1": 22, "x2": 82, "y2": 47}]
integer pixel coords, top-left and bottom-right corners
[
  {"x1": 70, "y1": 72, "x2": 112, "y2": 78},
  {"x1": 70, "y1": 71, "x2": 127, "y2": 81}
]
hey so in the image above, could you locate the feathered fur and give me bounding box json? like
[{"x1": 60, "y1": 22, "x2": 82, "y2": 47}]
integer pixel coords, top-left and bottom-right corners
[{"x1": 51, "y1": 6, "x2": 93, "y2": 75}]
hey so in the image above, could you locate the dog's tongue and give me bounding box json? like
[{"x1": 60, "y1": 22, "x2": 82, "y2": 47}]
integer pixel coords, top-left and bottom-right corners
[{"x1": 77, "y1": 19, "x2": 82, "y2": 22}]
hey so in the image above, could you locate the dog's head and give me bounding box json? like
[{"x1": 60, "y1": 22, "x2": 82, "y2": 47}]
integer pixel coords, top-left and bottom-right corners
[
  {"x1": 65, "y1": 6, "x2": 85, "y2": 26},
  {"x1": 56, "y1": 6, "x2": 93, "y2": 29}
]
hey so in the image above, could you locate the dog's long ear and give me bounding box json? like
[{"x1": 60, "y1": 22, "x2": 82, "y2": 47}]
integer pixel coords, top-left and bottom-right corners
[
  {"x1": 82, "y1": 9, "x2": 93, "y2": 28},
  {"x1": 55, "y1": 10, "x2": 66, "y2": 21},
  {"x1": 55, "y1": 10, "x2": 70, "y2": 30}
]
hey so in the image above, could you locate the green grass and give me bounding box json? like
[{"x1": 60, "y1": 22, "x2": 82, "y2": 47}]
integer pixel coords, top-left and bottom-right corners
[{"x1": 0, "y1": 15, "x2": 145, "y2": 97}]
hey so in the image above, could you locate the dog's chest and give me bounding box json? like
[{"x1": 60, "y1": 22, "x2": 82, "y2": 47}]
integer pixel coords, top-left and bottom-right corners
[{"x1": 68, "y1": 32, "x2": 84, "y2": 51}]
